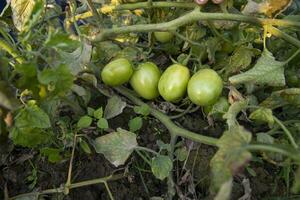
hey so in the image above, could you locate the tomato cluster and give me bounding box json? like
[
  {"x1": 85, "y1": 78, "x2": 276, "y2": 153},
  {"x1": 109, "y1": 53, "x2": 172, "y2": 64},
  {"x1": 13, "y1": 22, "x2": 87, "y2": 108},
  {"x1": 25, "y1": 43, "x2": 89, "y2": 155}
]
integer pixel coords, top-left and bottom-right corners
[{"x1": 101, "y1": 58, "x2": 224, "y2": 106}]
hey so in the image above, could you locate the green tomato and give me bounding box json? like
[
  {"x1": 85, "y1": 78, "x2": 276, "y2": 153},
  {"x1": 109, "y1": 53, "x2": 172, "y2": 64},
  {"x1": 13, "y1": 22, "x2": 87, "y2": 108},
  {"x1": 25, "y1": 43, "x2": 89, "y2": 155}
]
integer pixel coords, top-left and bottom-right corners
[
  {"x1": 158, "y1": 64, "x2": 190, "y2": 102},
  {"x1": 101, "y1": 58, "x2": 133, "y2": 86},
  {"x1": 154, "y1": 32, "x2": 174, "y2": 43},
  {"x1": 187, "y1": 68, "x2": 223, "y2": 106},
  {"x1": 130, "y1": 62, "x2": 161, "y2": 100}
]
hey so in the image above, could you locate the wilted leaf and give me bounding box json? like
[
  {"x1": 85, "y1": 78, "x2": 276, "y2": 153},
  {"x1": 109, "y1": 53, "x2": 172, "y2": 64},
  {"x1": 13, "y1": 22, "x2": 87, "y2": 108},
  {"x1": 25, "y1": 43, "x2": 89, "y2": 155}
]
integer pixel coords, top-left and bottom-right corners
[
  {"x1": 94, "y1": 128, "x2": 137, "y2": 167},
  {"x1": 40, "y1": 147, "x2": 62, "y2": 163},
  {"x1": 206, "y1": 37, "x2": 222, "y2": 63},
  {"x1": 260, "y1": 88, "x2": 300, "y2": 109},
  {"x1": 151, "y1": 155, "x2": 173, "y2": 180},
  {"x1": 223, "y1": 99, "x2": 248, "y2": 128},
  {"x1": 133, "y1": 105, "x2": 150, "y2": 116},
  {"x1": 250, "y1": 107, "x2": 274, "y2": 127},
  {"x1": 11, "y1": 0, "x2": 45, "y2": 32},
  {"x1": 259, "y1": 0, "x2": 292, "y2": 17},
  {"x1": 77, "y1": 116, "x2": 92, "y2": 129},
  {"x1": 128, "y1": 117, "x2": 142, "y2": 132},
  {"x1": 59, "y1": 42, "x2": 92, "y2": 75},
  {"x1": 210, "y1": 126, "x2": 252, "y2": 192},
  {"x1": 229, "y1": 50, "x2": 285, "y2": 87},
  {"x1": 228, "y1": 45, "x2": 255, "y2": 73},
  {"x1": 104, "y1": 95, "x2": 126, "y2": 119}
]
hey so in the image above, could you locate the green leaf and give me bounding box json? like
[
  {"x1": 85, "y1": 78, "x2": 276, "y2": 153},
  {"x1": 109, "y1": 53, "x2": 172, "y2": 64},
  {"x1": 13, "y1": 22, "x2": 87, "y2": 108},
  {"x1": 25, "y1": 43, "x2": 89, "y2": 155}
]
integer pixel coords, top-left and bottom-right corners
[
  {"x1": 94, "y1": 107, "x2": 103, "y2": 119},
  {"x1": 40, "y1": 147, "x2": 62, "y2": 163},
  {"x1": 58, "y1": 42, "x2": 92, "y2": 75},
  {"x1": 14, "y1": 62, "x2": 39, "y2": 92},
  {"x1": 79, "y1": 139, "x2": 92, "y2": 154},
  {"x1": 133, "y1": 105, "x2": 151, "y2": 116},
  {"x1": 229, "y1": 50, "x2": 285, "y2": 87},
  {"x1": 210, "y1": 125, "x2": 252, "y2": 192},
  {"x1": 228, "y1": 45, "x2": 255, "y2": 73},
  {"x1": 10, "y1": 127, "x2": 51, "y2": 147},
  {"x1": 249, "y1": 107, "x2": 274, "y2": 127},
  {"x1": 15, "y1": 194, "x2": 39, "y2": 200},
  {"x1": 174, "y1": 147, "x2": 188, "y2": 162},
  {"x1": 44, "y1": 29, "x2": 80, "y2": 51},
  {"x1": 10, "y1": 0, "x2": 45, "y2": 32},
  {"x1": 104, "y1": 95, "x2": 126, "y2": 119},
  {"x1": 128, "y1": 117, "x2": 143, "y2": 132},
  {"x1": 256, "y1": 133, "x2": 274, "y2": 144},
  {"x1": 151, "y1": 155, "x2": 173, "y2": 180},
  {"x1": 97, "y1": 118, "x2": 109, "y2": 129},
  {"x1": 15, "y1": 104, "x2": 51, "y2": 129},
  {"x1": 77, "y1": 116, "x2": 92, "y2": 129},
  {"x1": 223, "y1": 100, "x2": 248, "y2": 128},
  {"x1": 87, "y1": 107, "x2": 95, "y2": 116},
  {"x1": 38, "y1": 64, "x2": 74, "y2": 97},
  {"x1": 260, "y1": 88, "x2": 300, "y2": 109},
  {"x1": 92, "y1": 41, "x2": 121, "y2": 63},
  {"x1": 94, "y1": 128, "x2": 138, "y2": 167}
]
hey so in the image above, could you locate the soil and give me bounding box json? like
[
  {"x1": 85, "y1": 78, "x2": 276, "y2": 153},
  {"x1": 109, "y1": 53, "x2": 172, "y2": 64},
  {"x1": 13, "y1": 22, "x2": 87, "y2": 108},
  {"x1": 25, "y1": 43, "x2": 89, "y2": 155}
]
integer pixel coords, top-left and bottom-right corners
[{"x1": 0, "y1": 105, "x2": 295, "y2": 200}]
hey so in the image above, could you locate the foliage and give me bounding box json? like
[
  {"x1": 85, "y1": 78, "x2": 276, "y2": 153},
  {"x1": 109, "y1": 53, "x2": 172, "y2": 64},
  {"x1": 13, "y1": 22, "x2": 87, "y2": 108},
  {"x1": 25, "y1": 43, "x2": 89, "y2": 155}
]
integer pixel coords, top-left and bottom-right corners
[{"x1": 1, "y1": 0, "x2": 300, "y2": 199}]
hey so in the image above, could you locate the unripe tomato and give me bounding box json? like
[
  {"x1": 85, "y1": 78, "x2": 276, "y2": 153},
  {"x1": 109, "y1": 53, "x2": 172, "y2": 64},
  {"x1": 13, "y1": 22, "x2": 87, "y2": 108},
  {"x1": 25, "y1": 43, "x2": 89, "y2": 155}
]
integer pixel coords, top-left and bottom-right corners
[
  {"x1": 39, "y1": 85, "x2": 47, "y2": 99},
  {"x1": 187, "y1": 68, "x2": 223, "y2": 106},
  {"x1": 101, "y1": 58, "x2": 133, "y2": 86},
  {"x1": 154, "y1": 32, "x2": 174, "y2": 43},
  {"x1": 158, "y1": 64, "x2": 190, "y2": 102},
  {"x1": 130, "y1": 62, "x2": 161, "y2": 100}
]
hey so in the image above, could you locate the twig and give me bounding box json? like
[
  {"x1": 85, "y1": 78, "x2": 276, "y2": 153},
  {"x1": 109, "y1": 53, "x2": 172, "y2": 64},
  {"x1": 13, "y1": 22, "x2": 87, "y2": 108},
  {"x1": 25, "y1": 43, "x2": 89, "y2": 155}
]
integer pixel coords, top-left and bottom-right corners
[
  {"x1": 274, "y1": 117, "x2": 298, "y2": 149},
  {"x1": 85, "y1": 0, "x2": 103, "y2": 26}
]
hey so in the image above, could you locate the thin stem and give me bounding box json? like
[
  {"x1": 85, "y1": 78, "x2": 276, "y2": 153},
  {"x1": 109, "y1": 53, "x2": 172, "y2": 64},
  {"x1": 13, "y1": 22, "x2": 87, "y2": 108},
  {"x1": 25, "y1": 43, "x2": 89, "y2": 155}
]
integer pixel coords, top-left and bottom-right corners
[
  {"x1": 135, "y1": 146, "x2": 159, "y2": 155},
  {"x1": 135, "y1": 149, "x2": 152, "y2": 166},
  {"x1": 167, "y1": 135, "x2": 177, "y2": 199},
  {"x1": 9, "y1": 174, "x2": 125, "y2": 200},
  {"x1": 244, "y1": 144, "x2": 300, "y2": 162},
  {"x1": 104, "y1": 181, "x2": 115, "y2": 200},
  {"x1": 274, "y1": 117, "x2": 298, "y2": 149},
  {"x1": 284, "y1": 48, "x2": 300, "y2": 65},
  {"x1": 171, "y1": 31, "x2": 203, "y2": 47},
  {"x1": 65, "y1": 132, "x2": 78, "y2": 193},
  {"x1": 268, "y1": 26, "x2": 300, "y2": 48}
]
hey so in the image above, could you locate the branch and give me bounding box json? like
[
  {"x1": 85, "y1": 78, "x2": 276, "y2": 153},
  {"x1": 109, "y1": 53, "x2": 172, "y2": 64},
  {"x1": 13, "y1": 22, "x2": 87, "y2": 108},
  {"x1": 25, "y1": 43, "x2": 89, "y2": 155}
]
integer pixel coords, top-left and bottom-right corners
[
  {"x1": 114, "y1": 86, "x2": 218, "y2": 146},
  {"x1": 88, "y1": 8, "x2": 300, "y2": 42}
]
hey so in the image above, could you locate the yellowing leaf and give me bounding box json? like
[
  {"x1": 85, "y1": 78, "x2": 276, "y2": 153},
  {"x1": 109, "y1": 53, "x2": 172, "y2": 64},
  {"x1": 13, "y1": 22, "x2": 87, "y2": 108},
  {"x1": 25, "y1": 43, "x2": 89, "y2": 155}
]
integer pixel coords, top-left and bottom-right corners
[
  {"x1": 259, "y1": 0, "x2": 292, "y2": 17},
  {"x1": 11, "y1": 0, "x2": 45, "y2": 32}
]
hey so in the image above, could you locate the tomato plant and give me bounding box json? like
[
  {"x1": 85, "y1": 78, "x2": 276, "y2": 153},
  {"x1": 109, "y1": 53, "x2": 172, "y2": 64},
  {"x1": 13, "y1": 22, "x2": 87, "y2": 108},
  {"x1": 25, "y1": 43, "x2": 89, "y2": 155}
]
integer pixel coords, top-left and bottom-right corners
[
  {"x1": 188, "y1": 68, "x2": 223, "y2": 106},
  {"x1": 130, "y1": 62, "x2": 161, "y2": 100},
  {"x1": 158, "y1": 64, "x2": 190, "y2": 102},
  {"x1": 101, "y1": 58, "x2": 133, "y2": 86},
  {"x1": 1, "y1": 0, "x2": 300, "y2": 199}
]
